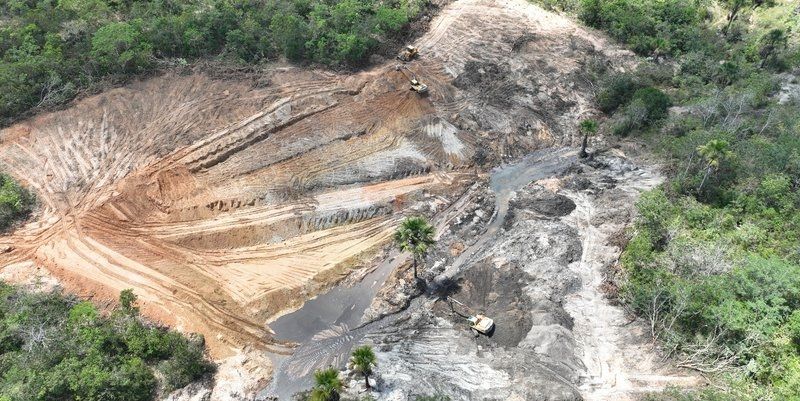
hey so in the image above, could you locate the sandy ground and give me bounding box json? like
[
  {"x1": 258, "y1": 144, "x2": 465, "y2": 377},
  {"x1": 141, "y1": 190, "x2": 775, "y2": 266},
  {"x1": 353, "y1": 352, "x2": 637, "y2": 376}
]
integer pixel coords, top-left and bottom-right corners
[
  {"x1": 0, "y1": 0, "x2": 645, "y2": 398},
  {"x1": 561, "y1": 154, "x2": 701, "y2": 400}
]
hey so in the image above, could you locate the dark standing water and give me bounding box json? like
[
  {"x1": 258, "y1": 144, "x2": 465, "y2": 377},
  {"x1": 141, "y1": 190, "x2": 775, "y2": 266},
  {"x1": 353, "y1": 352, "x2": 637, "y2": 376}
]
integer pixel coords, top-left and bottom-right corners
[{"x1": 262, "y1": 148, "x2": 576, "y2": 400}]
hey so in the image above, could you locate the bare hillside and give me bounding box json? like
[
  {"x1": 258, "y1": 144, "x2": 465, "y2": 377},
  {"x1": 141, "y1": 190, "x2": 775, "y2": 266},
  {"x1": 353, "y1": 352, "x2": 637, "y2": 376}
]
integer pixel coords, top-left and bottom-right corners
[{"x1": 0, "y1": 0, "x2": 700, "y2": 399}]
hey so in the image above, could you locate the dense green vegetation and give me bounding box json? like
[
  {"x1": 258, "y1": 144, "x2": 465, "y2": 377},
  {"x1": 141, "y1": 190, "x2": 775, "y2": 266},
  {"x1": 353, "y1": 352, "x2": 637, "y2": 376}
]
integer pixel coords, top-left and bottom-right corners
[
  {"x1": 0, "y1": 285, "x2": 214, "y2": 401},
  {"x1": 0, "y1": 174, "x2": 34, "y2": 231},
  {"x1": 536, "y1": 0, "x2": 799, "y2": 399},
  {"x1": 0, "y1": 0, "x2": 427, "y2": 125},
  {"x1": 580, "y1": 0, "x2": 710, "y2": 57}
]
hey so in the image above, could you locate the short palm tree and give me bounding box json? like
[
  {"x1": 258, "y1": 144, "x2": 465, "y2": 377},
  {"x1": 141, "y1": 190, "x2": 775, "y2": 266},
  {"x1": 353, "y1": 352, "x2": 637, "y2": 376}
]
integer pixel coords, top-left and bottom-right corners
[
  {"x1": 350, "y1": 345, "x2": 377, "y2": 389},
  {"x1": 578, "y1": 119, "x2": 598, "y2": 159},
  {"x1": 310, "y1": 368, "x2": 343, "y2": 401},
  {"x1": 696, "y1": 139, "x2": 733, "y2": 192},
  {"x1": 394, "y1": 216, "x2": 436, "y2": 280}
]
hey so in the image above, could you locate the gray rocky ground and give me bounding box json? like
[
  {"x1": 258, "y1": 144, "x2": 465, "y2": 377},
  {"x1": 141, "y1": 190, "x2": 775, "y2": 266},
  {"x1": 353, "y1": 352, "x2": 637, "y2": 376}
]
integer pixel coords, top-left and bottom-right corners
[{"x1": 335, "y1": 150, "x2": 699, "y2": 401}]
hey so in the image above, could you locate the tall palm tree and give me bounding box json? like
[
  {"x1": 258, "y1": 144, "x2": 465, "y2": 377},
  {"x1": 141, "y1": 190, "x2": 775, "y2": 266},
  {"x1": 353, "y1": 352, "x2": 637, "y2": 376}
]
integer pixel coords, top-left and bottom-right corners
[
  {"x1": 696, "y1": 139, "x2": 733, "y2": 192},
  {"x1": 394, "y1": 216, "x2": 436, "y2": 280},
  {"x1": 310, "y1": 368, "x2": 343, "y2": 401},
  {"x1": 350, "y1": 345, "x2": 377, "y2": 389}
]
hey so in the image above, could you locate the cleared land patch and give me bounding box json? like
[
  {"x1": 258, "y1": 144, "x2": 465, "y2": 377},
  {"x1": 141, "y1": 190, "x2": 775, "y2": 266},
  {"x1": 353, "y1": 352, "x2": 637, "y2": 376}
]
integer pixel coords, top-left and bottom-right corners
[{"x1": 0, "y1": 0, "x2": 632, "y2": 389}]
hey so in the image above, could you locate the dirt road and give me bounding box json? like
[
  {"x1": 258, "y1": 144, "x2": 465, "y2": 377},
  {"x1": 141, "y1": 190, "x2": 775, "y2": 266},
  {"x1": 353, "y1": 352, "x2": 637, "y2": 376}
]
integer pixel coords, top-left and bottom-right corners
[{"x1": 562, "y1": 159, "x2": 700, "y2": 400}]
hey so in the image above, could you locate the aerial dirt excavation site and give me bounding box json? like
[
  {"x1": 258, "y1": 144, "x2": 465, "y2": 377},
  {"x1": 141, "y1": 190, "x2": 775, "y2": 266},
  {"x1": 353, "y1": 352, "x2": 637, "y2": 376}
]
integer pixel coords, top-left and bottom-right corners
[{"x1": 0, "y1": 0, "x2": 703, "y2": 399}]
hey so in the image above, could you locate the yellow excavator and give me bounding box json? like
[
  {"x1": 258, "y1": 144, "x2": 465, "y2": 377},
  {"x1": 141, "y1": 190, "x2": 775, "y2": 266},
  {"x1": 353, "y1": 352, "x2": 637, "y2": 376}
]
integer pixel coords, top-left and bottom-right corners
[
  {"x1": 447, "y1": 297, "x2": 495, "y2": 335},
  {"x1": 395, "y1": 64, "x2": 429, "y2": 95}
]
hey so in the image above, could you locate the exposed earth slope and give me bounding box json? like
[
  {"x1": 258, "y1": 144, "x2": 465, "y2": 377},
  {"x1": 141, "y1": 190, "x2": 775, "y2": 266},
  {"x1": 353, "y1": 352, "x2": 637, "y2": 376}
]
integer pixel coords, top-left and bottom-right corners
[{"x1": 0, "y1": 0, "x2": 697, "y2": 399}]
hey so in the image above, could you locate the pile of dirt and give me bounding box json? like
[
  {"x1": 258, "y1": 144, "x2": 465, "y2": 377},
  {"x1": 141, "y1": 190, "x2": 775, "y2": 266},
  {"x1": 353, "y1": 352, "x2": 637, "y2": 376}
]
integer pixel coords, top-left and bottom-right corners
[{"x1": 507, "y1": 183, "x2": 577, "y2": 223}]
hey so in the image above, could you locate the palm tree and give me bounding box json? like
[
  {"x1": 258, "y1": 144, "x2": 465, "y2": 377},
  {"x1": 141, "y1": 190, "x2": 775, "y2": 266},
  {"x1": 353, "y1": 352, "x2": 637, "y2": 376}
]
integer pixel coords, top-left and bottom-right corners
[
  {"x1": 696, "y1": 139, "x2": 733, "y2": 192},
  {"x1": 394, "y1": 216, "x2": 436, "y2": 280},
  {"x1": 350, "y1": 345, "x2": 377, "y2": 389},
  {"x1": 310, "y1": 368, "x2": 343, "y2": 401},
  {"x1": 578, "y1": 119, "x2": 598, "y2": 159}
]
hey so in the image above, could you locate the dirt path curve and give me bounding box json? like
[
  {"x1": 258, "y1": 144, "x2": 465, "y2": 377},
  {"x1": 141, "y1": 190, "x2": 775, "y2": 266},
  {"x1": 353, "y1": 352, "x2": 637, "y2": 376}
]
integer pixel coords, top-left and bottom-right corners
[{"x1": 563, "y1": 166, "x2": 700, "y2": 400}]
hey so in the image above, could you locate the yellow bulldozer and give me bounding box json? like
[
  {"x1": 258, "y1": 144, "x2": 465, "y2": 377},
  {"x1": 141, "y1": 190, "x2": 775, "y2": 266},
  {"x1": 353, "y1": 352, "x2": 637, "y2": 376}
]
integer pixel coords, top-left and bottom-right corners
[{"x1": 397, "y1": 45, "x2": 419, "y2": 62}]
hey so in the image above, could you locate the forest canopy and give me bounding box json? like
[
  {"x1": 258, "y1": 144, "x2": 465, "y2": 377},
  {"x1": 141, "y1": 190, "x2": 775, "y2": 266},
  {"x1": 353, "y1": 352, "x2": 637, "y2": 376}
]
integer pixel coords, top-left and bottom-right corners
[
  {"x1": 0, "y1": 0, "x2": 427, "y2": 124},
  {"x1": 0, "y1": 285, "x2": 214, "y2": 401}
]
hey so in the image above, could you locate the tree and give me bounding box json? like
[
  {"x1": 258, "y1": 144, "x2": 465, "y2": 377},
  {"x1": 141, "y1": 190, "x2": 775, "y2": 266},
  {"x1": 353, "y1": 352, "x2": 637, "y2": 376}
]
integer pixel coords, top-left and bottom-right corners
[
  {"x1": 158, "y1": 340, "x2": 215, "y2": 392},
  {"x1": 334, "y1": 33, "x2": 370, "y2": 64},
  {"x1": 270, "y1": 13, "x2": 308, "y2": 60},
  {"x1": 0, "y1": 284, "x2": 213, "y2": 400},
  {"x1": 310, "y1": 368, "x2": 343, "y2": 401},
  {"x1": 579, "y1": 119, "x2": 598, "y2": 158},
  {"x1": 374, "y1": 6, "x2": 408, "y2": 34},
  {"x1": 696, "y1": 139, "x2": 733, "y2": 192},
  {"x1": 758, "y1": 28, "x2": 788, "y2": 69},
  {"x1": 394, "y1": 216, "x2": 436, "y2": 280},
  {"x1": 633, "y1": 188, "x2": 674, "y2": 250},
  {"x1": 350, "y1": 345, "x2": 377, "y2": 389},
  {"x1": 90, "y1": 21, "x2": 152, "y2": 73},
  {"x1": 722, "y1": 0, "x2": 776, "y2": 35},
  {"x1": 0, "y1": 174, "x2": 34, "y2": 230},
  {"x1": 597, "y1": 73, "x2": 640, "y2": 114},
  {"x1": 119, "y1": 289, "x2": 139, "y2": 315}
]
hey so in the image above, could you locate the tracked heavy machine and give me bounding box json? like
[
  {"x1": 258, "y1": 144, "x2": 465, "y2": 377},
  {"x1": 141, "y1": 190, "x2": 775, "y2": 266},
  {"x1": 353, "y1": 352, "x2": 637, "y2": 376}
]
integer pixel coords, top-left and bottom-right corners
[
  {"x1": 395, "y1": 64, "x2": 428, "y2": 95},
  {"x1": 397, "y1": 45, "x2": 419, "y2": 62},
  {"x1": 447, "y1": 297, "x2": 495, "y2": 335}
]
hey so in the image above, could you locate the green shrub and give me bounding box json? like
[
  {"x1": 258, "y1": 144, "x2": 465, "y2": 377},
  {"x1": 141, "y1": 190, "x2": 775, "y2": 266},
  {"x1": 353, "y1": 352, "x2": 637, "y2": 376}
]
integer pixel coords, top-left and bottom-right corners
[
  {"x1": 631, "y1": 87, "x2": 671, "y2": 121},
  {"x1": 597, "y1": 73, "x2": 640, "y2": 113},
  {"x1": 578, "y1": 0, "x2": 707, "y2": 57},
  {"x1": 0, "y1": 174, "x2": 34, "y2": 230},
  {"x1": 787, "y1": 311, "x2": 800, "y2": 347},
  {"x1": 158, "y1": 341, "x2": 215, "y2": 392},
  {"x1": 0, "y1": 286, "x2": 214, "y2": 400},
  {"x1": 623, "y1": 187, "x2": 800, "y2": 397},
  {"x1": 643, "y1": 387, "x2": 739, "y2": 401},
  {"x1": 609, "y1": 86, "x2": 670, "y2": 135},
  {"x1": 91, "y1": 21, "x2": 152, "y2": 74},
  {"x1": 598, "y1": 0, "x2": 800, "y2": 399},
  {"x1": 611, "y1": 98, "x2": 649, "y2": 136},
  {"x1": 533, "y1": 0, "x2": 581, "y2": 12},
  {"x1": 374, "y1": 6, "x2": 409, "y2": 34}
]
